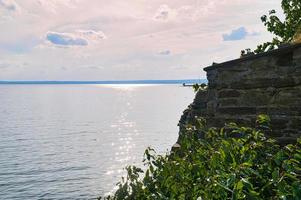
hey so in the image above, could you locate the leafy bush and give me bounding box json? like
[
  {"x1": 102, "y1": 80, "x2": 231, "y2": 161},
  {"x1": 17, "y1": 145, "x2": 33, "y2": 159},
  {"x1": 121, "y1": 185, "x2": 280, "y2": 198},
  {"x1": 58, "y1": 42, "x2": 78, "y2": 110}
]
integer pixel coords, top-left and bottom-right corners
[
  {"x1": 192, "y1": 83, "x2": 207, "y2": 93},
  {"x1": 100, "y1": 116, "x2": 301, "y2": 200},
  {"x1": 255, "y1": 0, "x2": 301, "y2": 53},
  {"x1": 241, "y1": 0, "x2": 301, "y2": 55}
]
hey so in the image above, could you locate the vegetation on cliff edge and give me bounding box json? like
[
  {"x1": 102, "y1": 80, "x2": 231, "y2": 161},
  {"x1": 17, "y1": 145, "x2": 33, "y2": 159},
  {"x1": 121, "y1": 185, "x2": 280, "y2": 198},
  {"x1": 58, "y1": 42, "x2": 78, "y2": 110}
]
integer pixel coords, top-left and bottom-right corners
[
  {"x1": 100, "y1": 115, "x2": 301, "y2": 200},
  {"x1": 241, "y1": 0, "x2": 301, "y2": 56}
]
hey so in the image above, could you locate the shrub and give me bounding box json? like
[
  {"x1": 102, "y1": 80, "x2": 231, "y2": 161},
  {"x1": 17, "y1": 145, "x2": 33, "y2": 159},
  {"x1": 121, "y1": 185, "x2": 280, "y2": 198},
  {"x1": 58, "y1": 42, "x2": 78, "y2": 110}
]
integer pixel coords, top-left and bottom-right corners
[
  {"x1": 100, "y1": 116, "x2": 301, "y2": 200},
  {"x1": 192, "y1": 83, "x2": 207, "y2": 93},
  {"x1": 255, "y1": 0, "x2": 301, "y2": 53},
  {"x1": 242, "y1": 0, "x2": 301, "y2": 54}
]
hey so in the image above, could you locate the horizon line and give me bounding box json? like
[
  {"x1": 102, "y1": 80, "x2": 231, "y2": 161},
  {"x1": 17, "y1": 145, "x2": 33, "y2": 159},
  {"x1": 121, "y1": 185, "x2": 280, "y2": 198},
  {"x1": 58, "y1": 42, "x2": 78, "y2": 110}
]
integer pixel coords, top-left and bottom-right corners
[{"x1": 0, "y1": 79, "x2": 207, "y2": 85}]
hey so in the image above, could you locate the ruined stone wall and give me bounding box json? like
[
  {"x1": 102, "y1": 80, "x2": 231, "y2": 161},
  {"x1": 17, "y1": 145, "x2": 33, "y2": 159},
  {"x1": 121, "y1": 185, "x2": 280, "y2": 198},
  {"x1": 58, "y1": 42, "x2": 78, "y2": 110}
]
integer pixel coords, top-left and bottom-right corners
[{"x1": 179, "y1": 44, "x2": 301, "y2": 145}]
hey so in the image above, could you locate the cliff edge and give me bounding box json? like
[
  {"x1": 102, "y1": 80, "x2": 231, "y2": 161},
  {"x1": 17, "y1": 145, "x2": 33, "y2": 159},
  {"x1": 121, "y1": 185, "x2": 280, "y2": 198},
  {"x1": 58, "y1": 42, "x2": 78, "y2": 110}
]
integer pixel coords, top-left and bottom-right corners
[{"x1": 178, "y1": 43, "x2": 301, "y2": 145}]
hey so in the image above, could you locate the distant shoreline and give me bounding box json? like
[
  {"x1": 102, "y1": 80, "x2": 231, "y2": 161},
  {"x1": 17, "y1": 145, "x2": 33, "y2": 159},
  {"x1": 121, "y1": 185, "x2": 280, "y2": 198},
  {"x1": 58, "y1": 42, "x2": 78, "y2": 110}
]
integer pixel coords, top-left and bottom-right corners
[{"x1": 0, "y1": 79, "x2": 207, "y2": 85}]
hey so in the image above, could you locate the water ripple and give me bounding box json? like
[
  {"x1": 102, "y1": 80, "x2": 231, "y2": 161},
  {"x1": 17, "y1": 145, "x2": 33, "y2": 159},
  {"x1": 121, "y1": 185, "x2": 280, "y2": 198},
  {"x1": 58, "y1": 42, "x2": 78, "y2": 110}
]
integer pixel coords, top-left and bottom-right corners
[{"x1": 0, "y1": 84, "x2": 194, "y2": 199}]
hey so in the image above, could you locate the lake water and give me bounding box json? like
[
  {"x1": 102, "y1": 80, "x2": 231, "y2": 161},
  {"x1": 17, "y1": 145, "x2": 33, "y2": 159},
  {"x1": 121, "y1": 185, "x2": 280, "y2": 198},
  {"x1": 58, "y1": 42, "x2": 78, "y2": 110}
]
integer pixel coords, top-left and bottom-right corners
[{"x1": 0, "y1": 84, "x2": 195, "y2": 199}]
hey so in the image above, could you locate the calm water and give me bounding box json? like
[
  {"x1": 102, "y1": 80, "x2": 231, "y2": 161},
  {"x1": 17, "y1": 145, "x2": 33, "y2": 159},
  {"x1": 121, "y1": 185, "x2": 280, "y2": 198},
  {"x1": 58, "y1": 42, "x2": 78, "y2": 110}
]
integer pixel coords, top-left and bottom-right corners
[{"x1": 0, "y1": 84, "x2": 194, "y2": 199}]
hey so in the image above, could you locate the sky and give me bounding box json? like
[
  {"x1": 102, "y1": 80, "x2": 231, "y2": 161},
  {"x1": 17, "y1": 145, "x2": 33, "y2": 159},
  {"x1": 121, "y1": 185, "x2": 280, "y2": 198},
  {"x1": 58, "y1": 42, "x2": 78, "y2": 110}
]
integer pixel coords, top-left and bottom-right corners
[{"x1": 0, "y1": 0, "x2": 282, "y2": 80}]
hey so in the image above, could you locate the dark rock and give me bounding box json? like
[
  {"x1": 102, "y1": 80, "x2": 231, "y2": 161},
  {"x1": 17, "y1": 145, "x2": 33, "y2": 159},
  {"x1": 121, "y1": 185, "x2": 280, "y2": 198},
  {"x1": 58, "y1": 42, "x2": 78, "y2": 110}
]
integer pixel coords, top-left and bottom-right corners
[
  {"x1": 178, "y1": 43, "x2": 301, "y2": 146},
  {"x1": 218, "y1": 107, "x2": 257, "y2": 115},
  {"x1": 218, "y1": 90, "x2": 241, "y2": 98}
]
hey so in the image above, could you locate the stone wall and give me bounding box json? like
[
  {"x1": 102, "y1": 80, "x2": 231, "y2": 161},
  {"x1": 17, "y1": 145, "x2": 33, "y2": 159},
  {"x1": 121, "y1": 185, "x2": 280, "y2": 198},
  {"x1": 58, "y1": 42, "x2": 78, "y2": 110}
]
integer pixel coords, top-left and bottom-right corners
[{"x1": 178, "y1": 43, "x2": 301, "y2": 145}]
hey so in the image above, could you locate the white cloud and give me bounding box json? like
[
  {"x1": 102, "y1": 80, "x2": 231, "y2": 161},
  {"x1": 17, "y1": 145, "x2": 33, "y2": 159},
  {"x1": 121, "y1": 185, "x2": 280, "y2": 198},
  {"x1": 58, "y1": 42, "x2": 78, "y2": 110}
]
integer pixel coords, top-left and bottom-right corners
[
  {"x1": 153, "y1": 4, "x2": 177, "y2": 22},
  {"x1": 0, "y1": 0, "x2": 19, "y2": 12},
  {"x1": 77, "y1": 30, "x2": 107, "y2": 41},
  {"x1": 37, "y1": 0, "x2": 78, "y2": 12},
  {"x1": 46, "y1": 30, "x2": 106, "y2": 47},
  {"x1": 46, "y1": 32, "x2": 88, "y2": 46},
  {"x1": 223, "y1": 27, "x2": 260, "y2": 41},
  {"x1": 0, "y1": 0, "x2": 281, "y2": 80},
  {"x1": 0, "y1": 62, "x2": 8, "y2": 69},
  {"x1": 158, "y1": 50, "x2": 171, "y2": 55}
]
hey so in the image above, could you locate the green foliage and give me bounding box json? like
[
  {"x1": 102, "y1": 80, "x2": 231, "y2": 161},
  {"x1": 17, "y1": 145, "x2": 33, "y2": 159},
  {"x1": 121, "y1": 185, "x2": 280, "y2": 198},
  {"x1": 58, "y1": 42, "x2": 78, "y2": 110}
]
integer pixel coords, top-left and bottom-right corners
[
  {"x1": 192, "y1": 83, "x2": 207, "y2": 93},
  {"x1": 241, "y1": 0, "x2": 301, "y2": 54},
  {"x1": 255, "y1": 114, "x2": 271, "y2": 130},
  {"x1": 100, "y1": 116, "x2": 301, "y2": 200},
  {"x1": 240, "y1": 48, "x2": 255, "y2": 57},
  {"x1": 255, "y1": 0, "x2": 301, "y2": 53}
]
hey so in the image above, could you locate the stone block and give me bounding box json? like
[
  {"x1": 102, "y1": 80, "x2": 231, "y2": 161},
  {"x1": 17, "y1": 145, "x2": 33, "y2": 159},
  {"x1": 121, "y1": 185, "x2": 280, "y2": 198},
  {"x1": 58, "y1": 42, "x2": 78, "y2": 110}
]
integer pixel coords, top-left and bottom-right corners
[
  {"x1": 206, "y1": 69, "x2": 218, "y2": 85},
  {"x1": 178, "y1": 44, "x2": 301, "y2": 145},
  {"x1": 293, "y1": 47, "x2": 301, "y2": 60},
  {"x1": 267, "y1": 106, "x2": 298, "y2": 116},
  {"x1": 230, "y1": 77, "x2": 297, "y2": 89},
  {"x1": 275, "y1": 52, "x2": 293, "y2": 66},
  {"x1": 276, "y1": 137, "x2": 298, "y2": 145},
  {"x1": 218, "y1": 98, "x2": 239, "y2": 107},
  {"x1": 272, "y1": 96, "x2": 301, "y2": 107},
  {"x1": 275, "y1": 65, "x2": 297, "y2": 75},
  {"x1": 206, "y1": 100, "x2": 217, "y2": 116},
  {"x1": 270, "y1": 117, "x2": 289, "y2": 130},
  {"x1": 193, "y1": 90, "x2": 208, "y2": 105},
  {"x1": 218, "y1": 89, "x2": 241, "y2": 98},
  {"x1": 217, "y1": 106, "x2": 257, "y2": 115},
  {"x1": 207, "y1": 89, "x2": 217, "y2": 100},
  {"x1": 256, "y1": 106, "x2": 269, "y2": 114},
  {"x1": 289, "y1": 117, "x2": 301, "y2": 129},
  {"x1": 239, "y1": 90, "x2": 271, "y2": 106},
  {"x1": 206, "y1": 116, "x2": 253, "y2": 128},
  {"x1": 266, "y1": 130, "x2": 283, "y2": 138},
  {"x1": 293, "y1": 76, "x2": 301, "y2": 85}
]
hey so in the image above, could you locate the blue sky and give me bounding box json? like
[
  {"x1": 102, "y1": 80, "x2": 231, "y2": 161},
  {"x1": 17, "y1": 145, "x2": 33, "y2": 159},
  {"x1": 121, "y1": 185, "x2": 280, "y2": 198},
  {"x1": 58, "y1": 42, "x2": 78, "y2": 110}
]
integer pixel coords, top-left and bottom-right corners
[{"x1": 0, "y1": 0, "x2": 281, "y2": 80}]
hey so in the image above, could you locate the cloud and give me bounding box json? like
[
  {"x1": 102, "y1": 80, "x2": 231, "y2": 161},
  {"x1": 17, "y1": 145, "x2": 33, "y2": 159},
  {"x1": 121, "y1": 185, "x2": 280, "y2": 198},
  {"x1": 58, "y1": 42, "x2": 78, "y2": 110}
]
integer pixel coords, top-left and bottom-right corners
[
  {"x1": 0, "y1": 0, "x2": 279, "y2": 80},
  {"x1": 0, "y1": 61, "x2": 27, "y2": 69},
  {"x1": 77, "y1": 30, "x2": 107, "y2": 41},
  {"x1": 46, "y1": 30, "x2": 106, "y2": 46},
  {"x1": 222, "y1": 27, "x2": 258, "y2": 41},
  {"x1": 0, "y1": 0, "x2": 19, "y2": 11},
  {"x1": 86, "y1": 65, "x2": 103, "y2": 70},
  {"x1": 37, "y1": 0, "x2": 78, "y2": 14},
  {"x1": 46, "y1": 32, "x2": 88, "y2": 46},
  {"x1": 153, "y1": 5, "x2": 177, "y2": 22},
  {"x1": 0, "y1": 63, "x2": 8, "y2": 69},
  {"x1": 0, "y1": 36, "x2": 40, "y2": 53},
  {"x1": 158, "y1": 50, "x2": 171, "y2": 55}
]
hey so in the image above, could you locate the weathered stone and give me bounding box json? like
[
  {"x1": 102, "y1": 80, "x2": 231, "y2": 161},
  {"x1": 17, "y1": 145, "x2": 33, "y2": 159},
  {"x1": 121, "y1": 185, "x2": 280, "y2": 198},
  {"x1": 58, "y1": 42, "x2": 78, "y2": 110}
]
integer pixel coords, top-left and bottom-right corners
[
  {"x1": 266, "y1": 106, "x2": 299, "y2": 116},
  {"x1": 276, "y1": 52, "x2": 293, "y2": 66},
  {"x1": 270, "y1": 117, "x2": 289, "y2": 130},
  {"x1": 206, "y1": 69, "x2": 218, "y2": 88},
  {"x1": 276, "y1": 137, "x2": 298, "y2": 145},
  {"x1": 194, "y1": 90, "x2": 208, "y2": 103},
  {"x1": 218, "y1": 89, "x2": 241, "y2": 98},
  {"x1": 178, "y1": 43, "x2": 301, "y2": 146},
  {"x1": 207, "y1": 89, "x2": 217, "y2": 100},
  {"x1": 256, "y1": 106, "x2": 269, "y2": 114},
  {"x1": 293, "y1": 48, "x2": 301, "y2": 60},
  {"x1": 266, "y1": 130, "x2": 284, "y2": 138},
  {"x1": 289, "y1": 117, "x2": 301, "y2": 129},
  {"x1": 272, "y1": 96, "x2": 301, "y2": 107},
  {"x1": 229, "y1": 77, "x2": 296, "y2": 89},
  {"x1": 192, "y1": 90, "x2": 208, "y2": 109},
  {"x1": 206, "y1": 116, "x2": 253, "y2": 128},
  {"x1": 239, "y1": 90, "x2": 271, "y2": 106},
  {"x1": 206, "y1": 100, "x2": 217, "y2": 116},
  {"x1": 218, "y1": 98, "x2": 239, "y2": 107},
  {"x1": 276, "y1": 66, "x2": 297, "y2": 75},
  {"x1": 218, "y1": 107, "x2": 257, "y2": 115},
  {"x1": 293, "y1": 76, "x2": 301, "y2": 84}
]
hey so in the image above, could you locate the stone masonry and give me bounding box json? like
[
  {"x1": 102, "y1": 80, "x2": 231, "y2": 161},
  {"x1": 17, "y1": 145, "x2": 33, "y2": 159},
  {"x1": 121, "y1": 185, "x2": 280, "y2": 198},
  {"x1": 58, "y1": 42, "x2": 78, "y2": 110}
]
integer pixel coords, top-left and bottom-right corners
[{"x1": 178, "y1": 43, "x2": 301, "y2": 145}]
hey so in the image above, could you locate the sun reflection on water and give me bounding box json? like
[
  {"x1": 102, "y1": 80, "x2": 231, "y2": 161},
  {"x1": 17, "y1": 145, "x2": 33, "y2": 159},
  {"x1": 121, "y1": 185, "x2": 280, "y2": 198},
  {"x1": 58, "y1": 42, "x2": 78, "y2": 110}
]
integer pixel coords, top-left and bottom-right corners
[
  {"x1": 96, "y1": 84, "x2": 157, "y2": 91},
  {"x1": 104, "y1": 91, "x2": 141, "y2": 191}
]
